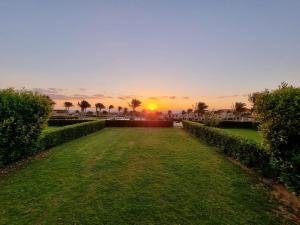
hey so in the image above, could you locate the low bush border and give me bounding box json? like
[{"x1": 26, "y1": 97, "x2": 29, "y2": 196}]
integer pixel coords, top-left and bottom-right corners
[
  {"x1": 48, "y1": 119, "x2": 94, "y2": 126},
  {"x1": 105, "y1": 120, "x2": 173, "y2": 127},
  {"x1": 182, "y1": 121, "x2": 275, "y2": 177},
  {"x1": 38, "y1": 120, "x2": 105, "y2": 151}
]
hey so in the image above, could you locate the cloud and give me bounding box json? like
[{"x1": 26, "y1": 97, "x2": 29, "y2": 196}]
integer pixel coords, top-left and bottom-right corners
[
  {"x1": 169, "y1": 96, "x2": 177, "y2": 100},
  {"x1": 148, "y1": 97, "x2": 158, "y2": 100},
  {"x1": 217, "y1": 94, "x2": 248, "y2": 99},
  {"x1": 182, "y1": 96, "x2": 190, "y2": 100}
]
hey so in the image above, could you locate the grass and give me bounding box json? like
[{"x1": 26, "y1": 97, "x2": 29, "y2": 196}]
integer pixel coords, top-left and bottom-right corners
[
  {"x1": 221, "y1": 128, "x2": 263, "y2": 143},
  {"x1": 0, "y1": 128, "x2": 286, "y2": 224}
]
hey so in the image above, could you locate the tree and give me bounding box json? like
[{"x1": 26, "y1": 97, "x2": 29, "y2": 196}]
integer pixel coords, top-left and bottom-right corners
[
  {"x1": 187, "y1": 108, "x2": 193, "y2": 120},
  {"x1": 181, "y1": 110, "x2": 186, "y2": 119},
  {"x1": 128, "y1": 99, "x2": 142, "y2": 111},
  {"x1": 194, "y1": 102, "x2": 208, "y2": 119},
  {"x1": 123, "y1": 107, "x2": 128, "y2": 115},
  {"x1": 233, "y1": 102, "x2": 247, "y2": 119},
  {"x1": 118, "y1": 106, "x2": 122, "y2": 115},
  {"x1": 167, "y1": 110, "x2": 172, "y2": 119},
  {"x1": 108, "y1": 105, "x2": 114, "y2": 113},
  {"x1": 64, "y1": 102, "x2": 73, "y2": 112},
  {"x1": 78, "y1": 100, "x2": 91, "y2": 113},
  {"x1": 95, "y1": 103, "x2": 105, "y2": 114}
]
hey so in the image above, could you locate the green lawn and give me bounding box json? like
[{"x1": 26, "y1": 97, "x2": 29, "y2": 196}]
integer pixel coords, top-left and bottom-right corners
[
  {"x1": 0, "y1": 128, "x2": 286, "y2": 224},
  {"x1": 221, "y1": 128, "x2": 263, "y2": 143}
]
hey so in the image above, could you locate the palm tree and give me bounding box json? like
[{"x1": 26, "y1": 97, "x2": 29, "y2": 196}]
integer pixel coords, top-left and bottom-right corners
[
  {"x1": 78, "y1": 100, "x2": 91, "y2": 114},
  {"x1": 233, "y1": 102, "x2": 247, "y2": 119},
  {"x1": 167, "y1": 110, "x2": 172, "y2": 119},
  {"x1": 108, "y1": 105, "x2": 114, "y2": 113},
  {"x1": 123, "y1": 107, "x2": 128, "y2": 115},
  {"x1": 181, "y1": 110, "x2": 186, "y2": 120},
  {"x1": 64, "y1": 101, "x2": 73, "y2": 112},
  {"x1": 95, "y1": 103, "x2": 105, "y2": 115},
  {"x1": 128, "y1": 99, "x2": 142, "y2": 112},
  {"x1": 194, "y1": 102, "x2": 208, "y2": 120},
  {"x1": 118, "y1": 106, "x2": 122, "y2": 115},
  {"x1": 187, "y1": 108, "x2": 193, "y2": 120}
]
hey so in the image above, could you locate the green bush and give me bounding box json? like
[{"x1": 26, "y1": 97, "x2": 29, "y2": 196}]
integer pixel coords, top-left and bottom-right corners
[
  {"x1": 39, "y1": 120, "x2": 105, "y2": 150},
  {"x1": 0, "y1": 89, "x2": 53, "y2": 166},
  {"x1": 183, "y1": 121, "x2": 275, "y2": 177},
  {"x1": 251, "y1": 83, "x2": 300, "y2": 191},
  {"x1": 105, "y1": 120, "x2": 173, "y2": 127},
  {"x1": 48, "y1": 119, "x2": 94, "y2": 126},
  {"x1": 183, "y1": 120, "x2": 300, "y2": 193},
  {"x1": 252, "y1": 83, "x2": 300, "y2": 160}
]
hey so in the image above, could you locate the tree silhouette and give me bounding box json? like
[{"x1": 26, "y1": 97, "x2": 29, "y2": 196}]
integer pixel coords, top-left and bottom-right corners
[
  {"x1": 233, "y1": 102, "x2": 247, "y2": 119},
  {"x1": 64, "y1": 102, "x2": 73, "y2": 112},
  {"x1": 129, "y1": 99, "x2": 142, "y2": 111},
  {"x1": 95, "y1": 103, "x2": 105, "y2": 115},
  {"x1": 78, "y1": 100, "x2": 91, "y2": 113},
  {"x1": 181, "y1": 110, "x2": 186, "y2": 120},
  {"x1": 123, "y1": 107, "x2": 128, "y2": 115},
  {"x1": 194, "y1": 102, "x2": 208, "y2": 119},
  {"x1": 118, "y1": 106, "x2": 122, "y2": 115},
  {"x1": 108, "y1": 105, "x2": 114, "y2": 113},
  {"x1": 167, "y1": 110, "x2": 172, "y2": 119},
  {"x1": 187, "y1": 108, "x2": 193, "y2": 120}
]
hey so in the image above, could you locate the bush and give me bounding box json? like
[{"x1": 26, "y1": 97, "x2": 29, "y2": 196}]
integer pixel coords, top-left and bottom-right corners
[
  {"x1": 48, "y1": 119, "x2": 94, "y2": 126},
  {"x1": 252, "y1": 83, "x2": 300, "y2": 191},
  {"x1": 39, "y1": 120, "x2": 105, "y2": 150},
  {"x1": 252, "y1": 83, "x2": 300, "y2": 160},
  {"x1": 0, "y1": 89, "x2": 53, "y2": 166},
  {"x1": 183, "y1": 121, "x2": 275, "y2": 177},
  {"x1": 105, "y1": 120, "x2": 173, "y2": 127}
]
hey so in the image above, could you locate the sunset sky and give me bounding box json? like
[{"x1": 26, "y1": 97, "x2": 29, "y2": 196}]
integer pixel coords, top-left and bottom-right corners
[{"x1": 1, "y1": 1, "x2": 299, "y2": 111}]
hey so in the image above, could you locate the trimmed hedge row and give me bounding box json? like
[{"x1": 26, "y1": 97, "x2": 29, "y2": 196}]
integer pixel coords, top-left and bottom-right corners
[
  {"x1": 182, "y1": 121, "x2": 276, "y2": 177},
  {"x1": 48, "y1": 119, "x2": 94, "y2": 126},
  {"x1": 39, "y1": 120, "x2": 105, "y2": 150},
  {"x1": 217, "y1": 120, "x2": 259, "y2": 130},
  {"x1": 105, "y1": 120, "x2": 173, "y2": 127}
]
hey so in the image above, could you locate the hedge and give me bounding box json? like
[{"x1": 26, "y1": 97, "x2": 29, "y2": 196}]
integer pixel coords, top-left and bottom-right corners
[
  {"x1": 182, "y1": 121, "x2": 276, "y2": 177},
  {"x1": 0, "y1": 89, "x2": 52, "y2": 166},
  {"x1": 39, "y1": 120, "x2": 105, "y2": 150},
  {"x1": 105, "y1": 120, "x2": 173, "y2": 127},
  {"x1": 48, "y1": 119, "x2": 94, "y2": 126}
]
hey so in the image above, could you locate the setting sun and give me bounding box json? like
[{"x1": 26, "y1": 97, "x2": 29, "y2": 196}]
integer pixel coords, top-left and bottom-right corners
[{"x1": 148, "y1": 103, "x2": 157, "y2": 111}]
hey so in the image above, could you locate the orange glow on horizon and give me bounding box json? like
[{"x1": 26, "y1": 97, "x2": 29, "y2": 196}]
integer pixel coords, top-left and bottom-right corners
[{"x1": 147, "y1": 103, "x2": 158, "y2": 111}]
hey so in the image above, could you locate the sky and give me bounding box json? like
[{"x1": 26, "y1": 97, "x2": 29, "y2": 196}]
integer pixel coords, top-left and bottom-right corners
[{"x1": 0, "y1": 0, "x2": 299, "y2": 111}]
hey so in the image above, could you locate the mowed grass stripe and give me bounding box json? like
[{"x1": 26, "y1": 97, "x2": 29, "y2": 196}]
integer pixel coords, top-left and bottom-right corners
[{"x1": 0, "y1": 128, "x2": 285, "y2": 225}]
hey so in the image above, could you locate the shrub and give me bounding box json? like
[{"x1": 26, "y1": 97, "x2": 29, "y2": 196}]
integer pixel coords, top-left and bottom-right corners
[
  {"x1": 251, "y1": 82, "x2": 300, "y2": 191},
  {"x1": 183, "y1": 121, "x2": 275, "y2": 177},
  {"x1": 183, "y1": 120, "x2": 300, "y2": 194},
  {"x1": 105, "y1": 120, "x2": 173, "y2": 127},
  {"x1": 48, "y1": 119, "x2": 94, "y2": 126},
  {"x1": 39, "y1": 120, "x2": 105, "y2": 150},
  {"x1": 0, "y1": 89, "x2": 53, "y2": 166},
  {"x1": 252, "y1": 83, "x2": 300, "y2": 160}
]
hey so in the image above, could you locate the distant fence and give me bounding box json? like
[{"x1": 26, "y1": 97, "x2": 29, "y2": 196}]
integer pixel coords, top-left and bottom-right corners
[{"x1": 105, "y1": 120, "x2": 173, "y2": 127}]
